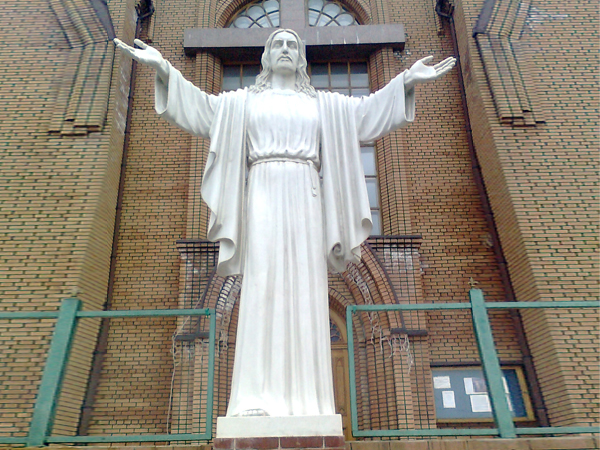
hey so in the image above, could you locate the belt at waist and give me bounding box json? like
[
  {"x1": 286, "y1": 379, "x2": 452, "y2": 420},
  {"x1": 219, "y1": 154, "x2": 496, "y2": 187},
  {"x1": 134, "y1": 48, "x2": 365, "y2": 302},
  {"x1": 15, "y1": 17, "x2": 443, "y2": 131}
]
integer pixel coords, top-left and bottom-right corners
[{"x1": 250, "y1": 157, "x2": 319, "y2": 197}]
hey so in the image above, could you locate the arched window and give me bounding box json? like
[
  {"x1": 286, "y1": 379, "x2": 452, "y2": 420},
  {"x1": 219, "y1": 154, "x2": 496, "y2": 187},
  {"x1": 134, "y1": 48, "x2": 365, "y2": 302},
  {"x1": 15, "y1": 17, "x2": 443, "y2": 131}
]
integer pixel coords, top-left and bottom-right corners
[
  {"x1": 229, "y1": 0, "x2": 280, "y2": 28},
  {"x1": 307, "y1": 0, "x2": 358, "y2": 26},
  {"x1": 228, "y1": 0, "x2": 359, "y2": 28}
]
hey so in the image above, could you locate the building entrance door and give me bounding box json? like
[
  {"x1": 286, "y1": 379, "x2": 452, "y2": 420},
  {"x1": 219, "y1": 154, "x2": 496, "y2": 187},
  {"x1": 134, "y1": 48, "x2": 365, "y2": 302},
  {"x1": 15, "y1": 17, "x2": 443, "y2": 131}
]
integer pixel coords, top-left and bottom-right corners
[{"x1": 330, "y1": 311, "x2": 353, "y2": 441}]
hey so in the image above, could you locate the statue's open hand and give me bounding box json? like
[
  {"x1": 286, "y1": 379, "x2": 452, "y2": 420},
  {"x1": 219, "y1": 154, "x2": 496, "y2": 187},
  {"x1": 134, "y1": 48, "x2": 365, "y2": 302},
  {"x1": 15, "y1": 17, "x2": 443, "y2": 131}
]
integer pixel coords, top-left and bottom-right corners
[
  {"x1": 114, "y1": 38, "x2": 169, "y2": 82},
  {"x1": 404, "y1": 56, "x2": 456, "y2": 90}
]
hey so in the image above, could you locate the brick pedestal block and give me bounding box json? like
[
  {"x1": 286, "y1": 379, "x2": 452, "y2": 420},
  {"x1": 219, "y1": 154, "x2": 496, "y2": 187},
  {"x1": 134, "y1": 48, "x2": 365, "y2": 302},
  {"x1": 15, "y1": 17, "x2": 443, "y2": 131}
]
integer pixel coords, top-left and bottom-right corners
[{"x1": 214, "y1": 435, "x2": 346, "y2": 450}]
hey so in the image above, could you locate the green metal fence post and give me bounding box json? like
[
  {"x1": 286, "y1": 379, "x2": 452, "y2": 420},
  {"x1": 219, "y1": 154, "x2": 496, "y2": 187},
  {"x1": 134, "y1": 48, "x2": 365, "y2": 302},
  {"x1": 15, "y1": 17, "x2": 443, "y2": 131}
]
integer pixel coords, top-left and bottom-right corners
[
  {"x1": 205, "y1": 309, "x2": 216, "y2": 439},
  {"x1": 346, "y1": 305, "x2": 360, "y2": 437},
  {"x1": 27, "y1": 298, "x2": 81, "y2": 447},
  {"x1": 469, "y1": 289, "x2": 516, "y2": 438}
]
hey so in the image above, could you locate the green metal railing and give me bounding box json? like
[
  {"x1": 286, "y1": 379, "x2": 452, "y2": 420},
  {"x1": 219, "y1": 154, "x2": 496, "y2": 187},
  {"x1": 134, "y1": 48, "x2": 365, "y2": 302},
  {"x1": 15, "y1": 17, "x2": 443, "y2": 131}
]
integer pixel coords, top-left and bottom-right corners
[
  {"x1": 0, "y1": 300, "x2": 217, "y2": 447},
  {"x1": 0, "y1": 291, "x2": 598, "y2": 446},
  {"x1": 346, "y1": 289, "x2": 600, "y2": 438}
]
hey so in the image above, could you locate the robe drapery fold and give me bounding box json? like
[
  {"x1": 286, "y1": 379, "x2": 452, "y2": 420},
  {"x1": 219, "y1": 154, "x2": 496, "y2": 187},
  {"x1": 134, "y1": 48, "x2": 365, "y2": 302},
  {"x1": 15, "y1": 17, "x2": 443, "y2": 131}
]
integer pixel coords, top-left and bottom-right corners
[{"x1": 155, "y1": 63, "x2": 415, "y2": 276}]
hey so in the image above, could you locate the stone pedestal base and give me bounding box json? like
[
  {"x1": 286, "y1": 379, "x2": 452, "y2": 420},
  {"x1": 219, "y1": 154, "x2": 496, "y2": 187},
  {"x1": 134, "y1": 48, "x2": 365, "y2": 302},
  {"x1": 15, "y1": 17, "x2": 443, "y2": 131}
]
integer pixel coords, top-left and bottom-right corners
[
  {"x1": 216, "y1": 415, "x2": 343, "y2": 438},
  {"x1": 213, "y1": 435, "x2": 345, "y2": 450}
]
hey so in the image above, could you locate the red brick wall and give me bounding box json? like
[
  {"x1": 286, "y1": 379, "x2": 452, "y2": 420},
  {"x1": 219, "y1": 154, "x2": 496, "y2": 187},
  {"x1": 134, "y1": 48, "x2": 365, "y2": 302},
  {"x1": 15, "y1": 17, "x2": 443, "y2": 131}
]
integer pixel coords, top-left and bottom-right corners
[
  {"x1": 452, "y1": 0, "x2": 599, "y2": 426},
  {"x1": 0, "y1": 0, "x2": 135, "y2": 437}
]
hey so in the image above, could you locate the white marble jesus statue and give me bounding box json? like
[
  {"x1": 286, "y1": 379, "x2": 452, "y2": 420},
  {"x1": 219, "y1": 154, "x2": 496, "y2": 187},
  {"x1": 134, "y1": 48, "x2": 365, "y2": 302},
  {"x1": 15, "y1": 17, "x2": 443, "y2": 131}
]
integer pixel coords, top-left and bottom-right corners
[{"x1": 115, "y1": 29, "x2": 454, "y2": 433}]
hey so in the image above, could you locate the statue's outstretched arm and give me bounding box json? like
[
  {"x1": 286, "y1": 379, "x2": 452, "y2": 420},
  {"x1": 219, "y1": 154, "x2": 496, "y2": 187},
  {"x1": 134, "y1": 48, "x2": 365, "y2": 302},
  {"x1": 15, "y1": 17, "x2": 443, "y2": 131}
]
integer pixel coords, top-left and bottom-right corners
[
  {"x1": 114, "y1": 38, "x2": 217, "y2": 137},
  {"x1": 353, "y1": 55, "x2": 456, "y2": 142},
  {"x1": 403, "y1": 56, "x2": 456, "y2": 91},
  {"x1": 114, "y1": 38, "x2": 170, "y2": 84}
]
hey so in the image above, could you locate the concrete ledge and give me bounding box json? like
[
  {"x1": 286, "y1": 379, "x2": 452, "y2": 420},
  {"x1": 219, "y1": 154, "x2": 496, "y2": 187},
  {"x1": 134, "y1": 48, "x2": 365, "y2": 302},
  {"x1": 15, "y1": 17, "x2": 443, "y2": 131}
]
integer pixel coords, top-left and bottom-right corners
[
  {"x1": 216, "y1": 415, "x2": 343, "y2": 438},
  {"x1": 347, "y1": 436, "x2": 599, "y2": 450}
]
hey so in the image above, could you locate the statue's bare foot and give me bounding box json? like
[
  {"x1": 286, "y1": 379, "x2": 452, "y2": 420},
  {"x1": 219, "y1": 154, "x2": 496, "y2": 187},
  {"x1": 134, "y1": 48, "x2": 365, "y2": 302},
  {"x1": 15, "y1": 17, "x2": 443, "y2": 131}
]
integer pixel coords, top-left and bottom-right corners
[{"x1": 239, "y1": 409, "x2": 269, "y2": 417}]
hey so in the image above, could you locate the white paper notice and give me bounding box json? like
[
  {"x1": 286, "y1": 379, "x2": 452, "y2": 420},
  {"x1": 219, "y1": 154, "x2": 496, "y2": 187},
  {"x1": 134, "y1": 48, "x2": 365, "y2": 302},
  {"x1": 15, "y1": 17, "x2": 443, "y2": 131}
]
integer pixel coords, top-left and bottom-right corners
[
  {"x1": 471, "y1": 394, "x2": 492, "y2": 412},
  {"x1": 464, "y1": 377, "x2": 475, "y2": 395},
  {"x1": 433, "y1": 376, "x2": 451, "y2": 389},
  {"x1": 442, "y1": 391, "x2": 456, "y2": 408},
  {"x1": 465, "y1": 377, "x2": 487, "y2": 394}
]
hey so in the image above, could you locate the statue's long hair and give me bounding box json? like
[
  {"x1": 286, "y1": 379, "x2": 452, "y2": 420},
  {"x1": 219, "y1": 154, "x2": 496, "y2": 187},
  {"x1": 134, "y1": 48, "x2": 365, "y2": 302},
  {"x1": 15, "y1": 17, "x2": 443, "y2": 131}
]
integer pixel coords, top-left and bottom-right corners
[{"x1": 250, "y1": 29, "x2": 317, "y2": 98}]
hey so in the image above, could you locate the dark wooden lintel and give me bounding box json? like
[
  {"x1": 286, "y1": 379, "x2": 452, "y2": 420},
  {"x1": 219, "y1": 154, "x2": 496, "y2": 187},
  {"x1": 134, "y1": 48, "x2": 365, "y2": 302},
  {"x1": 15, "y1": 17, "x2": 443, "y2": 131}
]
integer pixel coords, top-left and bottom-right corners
[
  {"x1": 174, "y1": 332, "x2": 210, "y2": 341},
  {"x1": 390, "y1": 328, "x2": 428, "y2": 337}
]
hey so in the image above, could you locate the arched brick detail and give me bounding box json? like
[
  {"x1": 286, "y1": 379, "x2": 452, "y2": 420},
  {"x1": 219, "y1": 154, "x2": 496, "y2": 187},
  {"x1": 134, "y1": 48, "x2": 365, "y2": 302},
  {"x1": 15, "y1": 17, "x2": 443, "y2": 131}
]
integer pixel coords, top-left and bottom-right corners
[
  {"x1": 337, "y1": 243, "x2": 405, "y2": 329},
  {"x1": 215, "y1": 0, "x2": 251, "y2": 28},
  {"x1": 329, "y1": 287, "x2": 353, "y2": 319},
  {"x1": 333, "y1": 243, "x2": 422, "y2": 432},
  {"x1": 340, "y1": 0, "x2": 371, "y2": 25},
  {"x1": 361, "y1": 244, "x2": 400, "y2": 305}
]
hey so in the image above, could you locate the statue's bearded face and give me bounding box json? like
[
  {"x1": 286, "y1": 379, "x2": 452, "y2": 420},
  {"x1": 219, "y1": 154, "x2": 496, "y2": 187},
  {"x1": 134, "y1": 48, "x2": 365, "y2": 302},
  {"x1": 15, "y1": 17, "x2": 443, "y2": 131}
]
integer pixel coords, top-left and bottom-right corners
[{"x1": 269, "y1": 31, "x2": 300, "y2": 76}]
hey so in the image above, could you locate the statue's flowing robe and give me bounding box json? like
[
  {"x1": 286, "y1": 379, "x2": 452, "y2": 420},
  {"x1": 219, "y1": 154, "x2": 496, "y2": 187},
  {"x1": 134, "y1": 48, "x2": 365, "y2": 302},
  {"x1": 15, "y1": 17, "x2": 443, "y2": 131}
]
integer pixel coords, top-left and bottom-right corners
[{"x1": 155, "y1": 62, "x2": 415, "y2": 416}]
